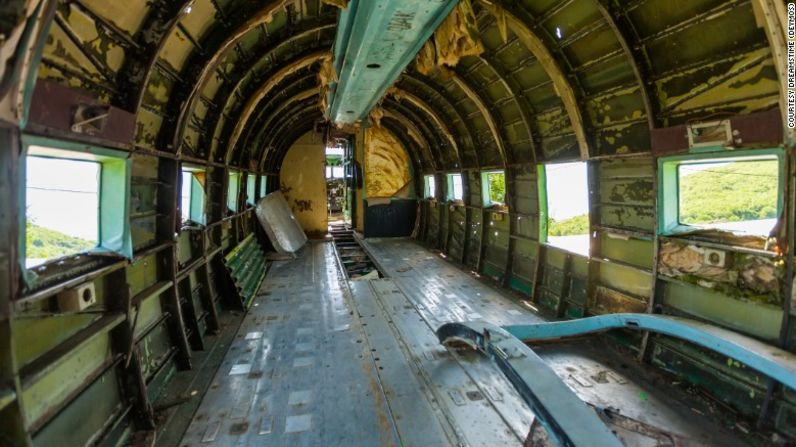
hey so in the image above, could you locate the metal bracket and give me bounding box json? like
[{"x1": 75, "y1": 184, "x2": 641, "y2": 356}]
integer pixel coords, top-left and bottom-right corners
[
  {"x1": 437, "y1": 321, "x2": 623, "y2": 447},
  {"x1": 71, "y1": 104, "x2": 110, "y2": 134}
]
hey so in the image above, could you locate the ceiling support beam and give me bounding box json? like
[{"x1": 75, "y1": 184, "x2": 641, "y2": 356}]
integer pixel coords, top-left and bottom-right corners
[
  {"x1": 227, "y1": 50, "x2": 328, "y2": 163},
  {"x1": 388, "y1": 87, "x2": 462, "y2": 169},
  {"x1": 476, "y1": 0, "x2": 589, "y2": 159},
  {"x1": 594, "y1": 1, "x2": 657, "y2": 131},
  {"x1": 401, "y1": 73, "x2": 480, "y2": 169},
  {"x1": 752, "y1": 0, "x2": 795, "y2": 146},
  {"x1": 171, "y1": 10, "x2": 333, "y2": 151}
]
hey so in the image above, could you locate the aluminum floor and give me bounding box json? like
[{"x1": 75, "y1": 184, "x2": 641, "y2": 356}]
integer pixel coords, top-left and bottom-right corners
[{"x1": 179, "y1": 238, "x2": 749, "y2": 446}]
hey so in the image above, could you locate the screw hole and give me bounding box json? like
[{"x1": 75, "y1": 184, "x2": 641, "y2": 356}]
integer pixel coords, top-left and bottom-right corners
[{"x1": 366, "y1": 63, "x2": 381, "y2": 69}]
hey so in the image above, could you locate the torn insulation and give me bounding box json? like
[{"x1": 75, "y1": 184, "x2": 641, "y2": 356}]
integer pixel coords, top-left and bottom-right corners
[{"x1": 416, "y1": 0, "x2": 484, "y2": 75}]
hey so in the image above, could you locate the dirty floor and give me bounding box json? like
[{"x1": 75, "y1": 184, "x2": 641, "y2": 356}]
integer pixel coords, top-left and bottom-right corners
[{"x1": 178, "y1": 239, "x2": 747, "y2": 446}]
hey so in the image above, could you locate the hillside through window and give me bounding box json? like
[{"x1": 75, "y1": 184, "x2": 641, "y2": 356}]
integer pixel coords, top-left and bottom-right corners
[
  {"x1": 678, "y1": 157, "x2": 778, "y2": 235},
  {"x1": 544, "y1": 162, "x2": 589, "y2": 256},
  {"x1": 25, "y1": 156, "x2": 100, "y2": 267}
]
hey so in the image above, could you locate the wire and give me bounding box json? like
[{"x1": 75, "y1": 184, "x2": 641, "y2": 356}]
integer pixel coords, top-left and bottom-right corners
[
  {"x1": 678, "y1": 168, "x2": 777, "y2": 178},
  {"x1": 26, "y1": 186, "x2": 98, "y2": 194}
]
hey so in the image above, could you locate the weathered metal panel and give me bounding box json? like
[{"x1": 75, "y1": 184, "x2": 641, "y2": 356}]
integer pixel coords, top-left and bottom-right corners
[
  {"x1": 662, "y1": 280, "x2": 783, "y2": 341},
  {"x1": 32, "y1": 367, "x2": 124, "y2": 446},
  {"x1": 21, "y1": 332, "x2": 112, "y2": 425}
]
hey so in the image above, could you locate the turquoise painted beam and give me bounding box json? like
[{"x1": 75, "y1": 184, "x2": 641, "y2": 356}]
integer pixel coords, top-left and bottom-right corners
[
  {"x1": 327, "y1": 0, "x2": 459, "y2": 125},
  {"x1": 438, "y1": 314, "x2": 796, "y2": 446},
  {"x1": 503, "y1": 313, "x2": 796, "y2": 391},
  {"x1": 437, "y1": 321, "x2": 623, "y2": 446}
]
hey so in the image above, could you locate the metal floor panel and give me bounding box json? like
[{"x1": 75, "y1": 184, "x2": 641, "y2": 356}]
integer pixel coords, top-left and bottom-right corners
[
  {"x1": 360, "y1": 238, "x2": 749, "y2": 446},
  {"x1": 182, "y1": 238, "x2": 747, "y2": 446},
  {"x1": 180, "y1": 242, "x2": 398, "y2": 447}
]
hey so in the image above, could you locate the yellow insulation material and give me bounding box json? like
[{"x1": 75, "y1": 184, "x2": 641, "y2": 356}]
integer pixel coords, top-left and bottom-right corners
[
  {"x1": 415, "y1": 0, "x2": 483, "y2": 75},
  {"x1": 364, "y1": 125, "x2": 412, "y2": 198},
  {"x1": 416, "y1": 40, "x2": 437, "y2": 76},
  {"x1": 317, "y1": 53, "x2": 336, "y2": 112}
]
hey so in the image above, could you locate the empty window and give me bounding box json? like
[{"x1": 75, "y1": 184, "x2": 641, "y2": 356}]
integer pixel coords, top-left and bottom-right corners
[
  {"x1": 227, "y1": 170, "x2": 240, "y2": 212},
  {"x1": 246, "y1": 174, "x2": 256, "y2": 206},
  {"x1": 25, "y1": 156, "x2": 100, "y2": 268},
  {"x1": 481, "y1": 170, "x2": 505, "y2": 207},
  {"x1": 447, "y1": 173, "x2": 463, "y2": 201},
  {"x1": 668, "y1": 155, "x2": 780, "y2": 236},
  {"x1": 544, "y1": 162, "x2": 589, "y2": 256},
  {"x1": 260, "y1": 175, "x2": 268, "y2": 198},
  {"x1": 424, "y1": 175, "x2": 436, "y2": 199},
  {"x1": 181, "y1": 166, "x2": 206, "y2": 224},
  {"x1": 326, "y1": 147, "x2": 344, "y2": 179}
]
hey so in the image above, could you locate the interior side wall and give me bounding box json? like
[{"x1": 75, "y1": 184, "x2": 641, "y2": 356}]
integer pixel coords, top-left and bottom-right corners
[{"x1": 415, "y1": 149, "x2": 796, "y2": 435}]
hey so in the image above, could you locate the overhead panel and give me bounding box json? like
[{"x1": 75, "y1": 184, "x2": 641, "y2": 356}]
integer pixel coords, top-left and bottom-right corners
[{"x1": 327, "y1": 0, "x2": 459, "y2": 125}]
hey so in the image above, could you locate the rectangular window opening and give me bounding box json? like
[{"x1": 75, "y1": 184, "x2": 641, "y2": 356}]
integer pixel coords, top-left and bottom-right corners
[
  {"x1": 424, "y1": 175, "x2": 436, "y2": 199},
  {"x1": 544, "y1": 162, "x2": 590, "y2": 256},
  {"x1": 25, "y1": 156, "x2": 100, "y2": 268},
  {"x1": 326, "y1": 147, "x2": 344, "y2": 179},
  {"x1": 481, "y1": 170, "x2": 506, "y2": 207},
  {"x1": 447, "y1": 173, "x2": 463, "y2": 201},
  {"x1": 246, "y1": 174, "x2": 256, "y2": 206},
  {"x1": 227, "y1": 170, "x2": 240, "y2": 213},
  {"x1": 676, "y1": 156, "x2": 779, "y2": 236},
  {"x1": 260, "y1": 175, "x2": 268, "y2": 198},
  {"x1": 181, "y1": 165, "x2": 206, "y2": 225}
]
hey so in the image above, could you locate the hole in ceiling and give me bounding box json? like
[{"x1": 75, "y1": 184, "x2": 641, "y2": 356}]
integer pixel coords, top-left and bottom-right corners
[
  {"x1": 366, "y1": 63, "x2": 381, "y2": 69},
  {"x1": 555, "y1": 26, "x2": 563, "y2": 39},
  {"x1": 346, "y1": 111, "x2": 355, "y2": 114}
]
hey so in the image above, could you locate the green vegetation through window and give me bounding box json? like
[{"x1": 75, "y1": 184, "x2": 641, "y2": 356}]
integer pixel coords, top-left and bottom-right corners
[
  {"x1": 677, "y1": 158, "x2": 779, "y2": 235},
  {"x1": 481, "y1": 170, "x2": 506, "y2": 207},
  {"x1": 543, "y1": 162, "x2": 589, "y2": 256},
  {"x1": 25, "y1": 156, "x2": 100, "y2": 268},
  {"x1": 326, "y1": 146, "x2": 344, "y2": 179}
]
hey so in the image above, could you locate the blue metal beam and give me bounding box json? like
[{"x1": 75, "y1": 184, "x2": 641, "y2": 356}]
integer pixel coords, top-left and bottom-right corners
[
  {"x1": 438, "y1": 314, "x2": 796, "y2": 446},
  {"x1": 327, "y1": 0, "x2": 459, "y2": 125},
  {"x1": 437, "y1": 321, "x2": 623, "y2": 447},
  {"x1": 504, "y1": 313, "x2": 796, "y2": 391}
]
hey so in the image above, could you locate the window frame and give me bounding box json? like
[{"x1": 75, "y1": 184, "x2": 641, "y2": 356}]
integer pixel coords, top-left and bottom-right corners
[
  {"x1": 481, "y1": 170, "x2": 506, "y2": 207},
  {"x1": 446, "y1": 173, "x2": 464, "y2": 202},
  {"x1": 538, "y1": 161, "x2": 591, "y2": 256},
  {"x1": 19, "y1": 135, "x2": 133, "y2": 283},
  {"x1": 245, "y1": 173, "x2": 256, "y2": 206},
  {"x1": 657, "y1": 148, "x2": 785, "y2": 236},
  {"x1": 181, "y1": 164, "x2": 207, "y2": 225},
  {"x1": 423, "y1": 174, "x2": 436, "y2": 200},
  {"x1": 259, "y1": 174, "x2": 268, "y2": 199},
  {"x1": 227, "y1": 170, "x2": 241, "y2": 213}
]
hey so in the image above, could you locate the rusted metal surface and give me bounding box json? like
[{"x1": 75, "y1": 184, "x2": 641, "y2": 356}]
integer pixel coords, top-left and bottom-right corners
[
  {"x1": 27, "y1": 79, "x2": 135, "y2": 144},
  {"x1": 477, "y1": 0, "x2": 590, "y2": 159},
  {"x1": 0, "y1": 0, "x2": 792, "y2": 443}
]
